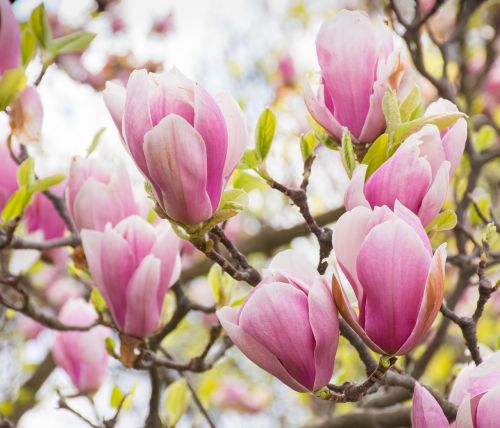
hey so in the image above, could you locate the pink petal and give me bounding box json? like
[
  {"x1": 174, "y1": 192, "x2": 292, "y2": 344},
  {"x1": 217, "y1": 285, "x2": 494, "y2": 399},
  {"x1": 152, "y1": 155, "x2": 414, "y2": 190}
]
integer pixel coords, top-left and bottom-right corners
[
  {"x1": 357, "y1": 219, "x2": 432, "y2": 355},
  {"x1": 217, "y1": 306, "x2": 307, "y2": 392},
  {"x1": 238, "y1": 282, "x2": 316, "y2": 391},
  {"x1": 265, "y1": 249, "x2": 318, "y2": 292},
  {"x1": 394, "y1": 200, "x2": 433, "y2": 255},
  {"x1": 216, "y1": 92, "x2": 248, "y2": 179},
  {"x1": 442, "y1": 118, "x2": 467, "y2": 177},
  {"x1": 332, "y1": 206, "x2": 373, "y2": 302},
  {"x1": 344, "y1": 164, "x2": 370, "y2": 211},
  {"x1": 410, "y1": 125, "x2": 447, "y2": 177},
  {"x1": 123, "y1": 254, "x2": 162, "y2": 337},
  {"x1": 308, "y1": 278, "x2": 339, "y2": 390},
  {"x1": 358, "y1": 79, "x2": 386, "y2": 144},
  {"x1": 364, "y1": 139, "x2": 433, "y2": 213},
  {"x1": 418, "y1": 162, "x2": 450, "y2": 226},
  {"x1": 0, "y1": 0, "x2": 20, "y2": 75},
  {"x1": 449, "y1": 363, "x2": 475, "y2": 406},
  {"x1": 114, "y1": 215, "x2": 157, "y2": 265},
  {"x1": 455, "y1": 395, "x2": 474, "y2": 428},
  {"x1": 397, "y1": 244, "x2": 446, "y2": 355},
  {"x1": 411, "y1": 383, "x2": 449, "y2": 428},
  {"x1": 475, "y1": 386, "x2": 500, "y2": 428},
  {"x1": 194, "y1": 85, "x2": 228, "y2": 209},
  {"x1": 304, "y1": 81, "x2": 344, "y2": 142},
  {"x1": 143, "y1": 114, "x2": 213, "y2": 224},
  {"x1": 123, "y1": 69, "x2": 153, "y2": 174},
  {"x1": 316, "y1": 11, "x2": 379, "y2": 139},
  {"x1": 103, "y1": 81, "x2": 126, "y2": 135}
]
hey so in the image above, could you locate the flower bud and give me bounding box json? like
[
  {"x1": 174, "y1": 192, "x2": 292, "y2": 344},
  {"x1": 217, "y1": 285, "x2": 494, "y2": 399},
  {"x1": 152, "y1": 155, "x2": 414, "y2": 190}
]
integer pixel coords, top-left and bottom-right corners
[
  {"x1": 66, "y1": 156, "x2": 140, "y2": 231},
  {"x1": 103, "y1": 68, "x2": 248, "y2": 225},
  {"x1": 305, "y1": 10, "x2": 404, "y2": 144},
  {"x1": 52, "y1": 299, "x2": 109, "y2": 393},
  {"x1": 217, "y1": 250, "x2": 339, "y2": 392},
  {"x1": 345, "y1": 99, "x2": 467, "y2": 226},
  {"x1": 81, "y1": 216, "x2": 181, "y2": 337},
  {"x1": 332, "y1": 202, "x2": 446, "y2": 355}
]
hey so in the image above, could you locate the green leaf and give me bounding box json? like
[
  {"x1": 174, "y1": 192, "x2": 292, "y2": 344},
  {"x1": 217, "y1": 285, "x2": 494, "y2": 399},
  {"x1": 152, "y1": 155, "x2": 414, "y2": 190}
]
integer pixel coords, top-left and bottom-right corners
[
  {"x1": 361, "y1": 133, "x2": 389, "y2": 178},
  {"x1": 340, "y1": 128, "x2": 357, "y2": 178},
  {"x1": 20, "y1": 25, "x2": 37, "y2": 67},
  {"x1": 29, "y1": 3, "x2": 52, "y2": 49},
  {"x1": 393, "y1": 112, "x2": 466, "y2": 150},
  {"x1": 218, "y1": 188, "x2": 248, "y2": 211},
  {"x1": 474, "y1": 125, "x2": 496, "y2": 151},
  {"x1": 208, "y1": 264, "x2": 235, "y2": 306},
  {"x1": 110, "y1": 385, "x2": 125, "y2": 409},
  {"x1": 1, "y1": 187, "x2": 33, "y2": 221},
  {"x1": 300, "y1": 131, "x2": 318, "y2": 161},
  {"x1": 425, "y1": 209, "x2": 457, "y2": 233},
  {"x1": 0, "y1": 68, "x2": 27, "y2": 111},
  {"x1": 239, "y1": 149, "x2": 259, "y2": 170},
  {"x1": 163, "y1": 379, "x2": 189, "y2": 427},
  {"x1": 382, "y1": 88, "x2": 401, "y2": 140},
  {"x1": 17, "y1": 158, "x2": 35, "y2": 187},
  {"x1": 483, "y1": 222, "x2": 497, "y2": 247},
  {"x1": 255, "y1": 107, "x2": 276, "y2": 161},
  {"x1": 90, "y1": 288, "x2": 107, "y2": 313},
  {"x1": 232, "y1": 170, "x2": 264, "y2": 192},
  {"x1": 399, "y1": 86, "x2": 423, "y2": 122},
  {"x1": 29, "y1": 174, "x2": 66, "y2": 193},
  {"x1": 48, "y1": 31, "x2": 96, "y2": 55},
  {"x1": 86, "y1": 127, "x2": 106, "y2": 157},
  {"x1": 105, "y1": 337, "x2": 116, "y2": 356},
  {"x1": 469, "y1": 194, "x2": 491, "y2": 225}
]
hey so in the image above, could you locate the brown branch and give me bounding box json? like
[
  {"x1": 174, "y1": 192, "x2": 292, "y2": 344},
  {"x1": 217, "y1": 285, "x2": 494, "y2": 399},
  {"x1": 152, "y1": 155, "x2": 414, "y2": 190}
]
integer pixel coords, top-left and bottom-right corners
[{"x1": 145, "y1": 367, "x2": 163, "y2": 428}]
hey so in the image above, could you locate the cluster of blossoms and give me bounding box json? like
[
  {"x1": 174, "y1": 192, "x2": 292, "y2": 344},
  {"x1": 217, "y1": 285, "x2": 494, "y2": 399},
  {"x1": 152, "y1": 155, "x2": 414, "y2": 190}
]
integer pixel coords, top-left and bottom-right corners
[{"x1": 1, "y1": 1, "x2": 496, "y2": 425}]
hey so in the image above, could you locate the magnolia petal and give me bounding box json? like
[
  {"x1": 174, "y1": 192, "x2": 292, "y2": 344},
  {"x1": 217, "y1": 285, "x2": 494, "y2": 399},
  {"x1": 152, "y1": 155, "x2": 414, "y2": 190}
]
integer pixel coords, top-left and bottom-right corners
[
  {"x1": 0, "y1": 0, "x2": 20, "y2": 75},
  {"x1": 143, "y1": 114, "x2": 213, "y2": 224},
  {"x1": 411, "y1": 383, "x2": 449, "y2": 428},
  {"x1": 344, "y1": 164, "x2": 370, "y2": 211},
  {"x1": 418, "y1": 161, "x2": 451, "y2": 226},
  {"x1": 397, "y1": 244, "x2": 446, "y2": 355},
  {"x1": 217, "y1": 307, "x2": 307, "y2": 392},
  {"x1": 103, "y1": 81, "x2": 126, "y2": 135}
]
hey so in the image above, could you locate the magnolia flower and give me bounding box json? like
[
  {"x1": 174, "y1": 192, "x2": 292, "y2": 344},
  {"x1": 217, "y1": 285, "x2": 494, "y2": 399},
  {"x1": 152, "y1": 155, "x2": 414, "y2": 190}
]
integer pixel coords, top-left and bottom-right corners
[
  {"x1": 345, "y1": 99, "x2": 467, "y2": 226},
  {"x1": 332, "y1": 202, "x2": 446, "y2": 355},
  {"x1": 81, "y1": 216, "x2": 181, "y2": 338},
  {"x1": 66, "y1": 156, "x2": 140, "y2": 231},
  {"x1": 217, "y1": 250, "x2": 339, "y2": 392},
  {"x1": 52, "y1": 299, "x2": 109, "y2": 393},
  {"x1": 9, "y1": 86, "x2": 43, "y2": 144},
  {"x1": 305, "y1": 10, "x2": 404, "y2": 144},
  {"x1": 103, "y1": 68, "x2": 248, "y2": 225}
]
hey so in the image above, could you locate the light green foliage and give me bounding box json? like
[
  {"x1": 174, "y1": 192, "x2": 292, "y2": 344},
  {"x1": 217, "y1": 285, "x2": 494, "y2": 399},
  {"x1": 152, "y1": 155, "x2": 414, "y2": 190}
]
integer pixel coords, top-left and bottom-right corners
[
  {"x1": 20, "y1": 24, "x2": 37, "y2": 66},
  {"x1": 90, "y1": 288, "x2": 107, "y2": 313},
  {"x1": 474, "y1": 125, "x2": 496, "y2": 151},
  {"x1": 361, "y1": 133, "x2": 389, "y2": 178},
  {"x1": 382, "y1": 88, "x2": 401, "y2": 141},
  {"x1": 29, "y1": 4, "x2": 52, "y2": 49},
  {"x1": 300, "y1": 131, "x2": 318, "y2": 161},
  {"x1": 425, "y1": 209, "x2": 458, "y2": 234},
  {"x1": 0, "y1": 68, "x2": 27, "y2": 111},
  {"x1": 208, "y1": 264, "x2": 236, "y2": 306},
  {"x1": 340, "y1": 128, "x2": 357, "y2": 178},
  {"x1": 48, "y1": 32, "x2": 96, "y2": 56},
  {"x1": 399, "y1": 86, "x2": 424, "y2": 122},
  {"x1": 255, "y1": 107, "x2": 277, "y2": 161},
  {"x1": 163, "y1": 379, "x2": 190, "y2": 427},
  {"x1": 86, "y1": 127, "x2": 106, "y2": 157}
]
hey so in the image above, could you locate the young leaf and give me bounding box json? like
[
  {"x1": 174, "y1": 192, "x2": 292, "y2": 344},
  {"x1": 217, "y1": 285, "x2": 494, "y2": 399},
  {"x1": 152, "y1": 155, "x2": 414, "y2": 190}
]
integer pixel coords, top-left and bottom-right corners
[
  {"x1": 20, "y1": 25, "x2": 37, "y2": 67},
  {"x1": 255, "y1": 107, "x2": 276, "y2": 161},
  {"x1": 163, "y1": 379, "x2": 190, "y2": 427},
  {"x1": 474, "y1": 125, "x2": 496, "y2": 151},
  {"x1": 425, "y1": 209, "x2": 457, "y2": 234},
  {"x1": 110, "y1": 385, "x2": 125, "y2": 409},
  {"x1": 49, "y1": 31, "x2": 96, "y2": 55},
  {"x1": 218, "y1": 188, "x2": 248, "y2": 211},
  {"x1": 105, "y1": 337, "x2": 117, "y2": 356},
  {"x1": 393, "y1": 112, "x2": 466, "y2": 149},
  {"x1": 361, "y1": 133, "x2": 389, "y2": 178},
  {"x1": 86, "y1": 127, "x2": 106, "y2": 157},
  {"x1": 300, "y1": 131, "x2": 318, "y2": 161},
  {"x1": 17, "y1": 158, "x2": 36, "y2": 187},
  {"x1": 90, "y1": 288, "x2": 107, "y2": 313},
  {"x1": 239, "y1": 149, "x2": 259, "y2": 170},
  {"x1": 0, "y1": 68, "x2": 27, "y2": 111},
  {"x1": 29, "y1": 4, "x2": 52, "y2": 49},
  {"x1": 29, "y1": 174, "x2": 66, "y2": 193},
  {"x1": 382, "y1": 88, "x2": 401, "y2": 140},
  {"x1": 340, "y1": 127, "x2": 357, "y2": 178},
  {"x1": 399, "y1": 86, "x2": 423, "y2": 122},
  {"x1": 1, "y1": 187, "x2": 32, "y2": 221}
]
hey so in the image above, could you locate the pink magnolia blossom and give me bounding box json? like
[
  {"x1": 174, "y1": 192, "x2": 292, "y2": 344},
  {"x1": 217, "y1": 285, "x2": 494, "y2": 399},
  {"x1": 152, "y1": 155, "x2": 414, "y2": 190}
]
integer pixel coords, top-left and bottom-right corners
[
  {"x1": 345, "y1": 99, "x2": 467, "y2": 226},
  {"x1": 331, "y1": 202, "x2": 446, "y2": 355},
  {"x1": 0, "y1": 0, "x2": 20, "y2": 77},
  {"x1": 212, "y1": 377, "x2": 270, "y2": 413},
  {"x1": 103, "y1": 68, "x2": 248, "y2": 225},
  {"x1": 217, "y1": 250, "x2": 339, "y2": 392},
  {"x1": 9, "y1": 86, "x2": 44, "y2": 144},
  {"x1": 52, "y1": 299, "x2": 109, "y2": 393},
  {"x1": 277, "y1": 53, "x2": 296, "y2": 87},
  {"x1": 81, "y1": 216, "x2": 181, "y2": 338},
  {"x1": 305, "y1": 10, "x2": 404, "y2": 144},
  {"x1": 0, "y1": 143, "x2": 18, "y2": 211},
  {"x1": 411, "y1": 383, "x2": 449, "y2": 428},
  {"x1": 66, "y1": 156, "x2": 140, "y2": 231},
  {"x1": 25, "y1": 181, "x2": 67, "y2": 239}
]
